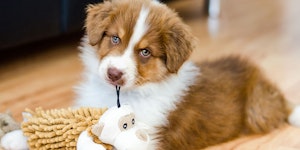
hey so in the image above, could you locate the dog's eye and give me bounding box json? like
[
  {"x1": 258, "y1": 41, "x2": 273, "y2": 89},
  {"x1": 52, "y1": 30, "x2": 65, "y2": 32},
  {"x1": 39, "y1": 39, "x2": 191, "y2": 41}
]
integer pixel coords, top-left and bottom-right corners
[
  {"x1": 111, "y1": 35, "x2": 120, "y2": 45},
  {"x1": 132, "y1": 118, "x2": 135, "y2": 125},
  {"x1": 140, "y1": 49, "x2": 151, "y2": 58}
]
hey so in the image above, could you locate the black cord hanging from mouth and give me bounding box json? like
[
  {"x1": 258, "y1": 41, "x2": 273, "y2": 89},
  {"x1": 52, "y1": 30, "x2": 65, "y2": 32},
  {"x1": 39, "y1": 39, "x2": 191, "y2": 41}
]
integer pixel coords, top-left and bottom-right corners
[{"x1": 116, "y1": 86, "x2": 121, "y2": 108}]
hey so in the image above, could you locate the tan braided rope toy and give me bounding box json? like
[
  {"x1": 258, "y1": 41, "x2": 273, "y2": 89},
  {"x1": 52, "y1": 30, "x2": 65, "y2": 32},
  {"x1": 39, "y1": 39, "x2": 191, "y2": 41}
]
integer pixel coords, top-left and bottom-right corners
[{"x1": 21, "y1": 107, "x2": 113, "y2": 150}]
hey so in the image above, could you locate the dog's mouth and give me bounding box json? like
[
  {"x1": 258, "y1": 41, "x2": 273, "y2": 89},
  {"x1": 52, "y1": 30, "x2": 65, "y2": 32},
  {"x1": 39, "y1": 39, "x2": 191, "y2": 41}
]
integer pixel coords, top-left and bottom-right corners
[{"x1": 107, "y1": 78, "x2": 125, "y2": 87}]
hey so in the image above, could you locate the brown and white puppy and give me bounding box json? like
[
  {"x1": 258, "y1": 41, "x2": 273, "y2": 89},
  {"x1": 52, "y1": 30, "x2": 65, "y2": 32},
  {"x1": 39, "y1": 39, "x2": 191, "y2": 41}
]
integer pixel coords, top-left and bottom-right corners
[{"x1": 75, "y1": 0, "x2": 300, "y2": 149}]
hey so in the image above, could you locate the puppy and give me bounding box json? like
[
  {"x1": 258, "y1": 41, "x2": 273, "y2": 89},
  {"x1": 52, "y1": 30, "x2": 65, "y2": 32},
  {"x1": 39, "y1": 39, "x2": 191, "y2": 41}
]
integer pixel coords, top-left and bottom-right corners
[{"x1": 75, "y1": 0, "x2": 300, "y2": 149}]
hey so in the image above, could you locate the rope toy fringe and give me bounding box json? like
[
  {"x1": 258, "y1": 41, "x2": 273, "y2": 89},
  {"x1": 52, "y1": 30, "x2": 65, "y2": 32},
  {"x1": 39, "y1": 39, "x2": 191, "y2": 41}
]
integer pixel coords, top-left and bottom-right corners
[{"x1": 22, "y1": 107, "x2": 113, "y2": 150}]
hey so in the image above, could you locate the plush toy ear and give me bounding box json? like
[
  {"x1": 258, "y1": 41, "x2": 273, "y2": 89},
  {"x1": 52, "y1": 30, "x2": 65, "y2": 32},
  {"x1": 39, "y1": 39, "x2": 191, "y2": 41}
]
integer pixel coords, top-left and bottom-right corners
[
  {"x1": 92, "y1": 122, "x2": 104, "y2": 136},
  {"x1": 85, "y1": 1, "x2": 112, "y2": 45},
  {"x1": 162, "y1": 20, "x2": 195, "y2": 73}
]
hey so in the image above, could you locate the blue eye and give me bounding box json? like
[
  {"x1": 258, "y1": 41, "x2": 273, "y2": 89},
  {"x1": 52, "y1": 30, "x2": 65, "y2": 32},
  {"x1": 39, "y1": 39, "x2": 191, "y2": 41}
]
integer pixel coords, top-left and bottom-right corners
[
  {"x1": 140, "y1": 49, "x2": 151, "y2": 58},
  {"x1": 111, "y1": 36, "x2": 120, "y2": 45}
]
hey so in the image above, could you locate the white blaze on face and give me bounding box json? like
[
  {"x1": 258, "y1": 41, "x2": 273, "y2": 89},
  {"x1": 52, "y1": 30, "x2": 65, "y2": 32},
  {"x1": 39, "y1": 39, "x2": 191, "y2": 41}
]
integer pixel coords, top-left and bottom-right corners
[
  {"x1": 126, "y1": 6, "x2": 150, "y2": 54},
  {"x1": 98, "y1": 6, "x2": 150, "y2": 89}
]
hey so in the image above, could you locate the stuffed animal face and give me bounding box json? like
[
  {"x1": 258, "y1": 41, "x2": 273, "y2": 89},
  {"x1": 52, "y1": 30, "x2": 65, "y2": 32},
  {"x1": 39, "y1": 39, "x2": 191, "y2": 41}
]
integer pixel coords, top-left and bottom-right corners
[
  {"x1": 91, "y1": 105, "x2": 149, "y2": 150},
  {"x1": 92, "y1": 105, "x2": 135, "y2": 144},
  {"x1": 0, "y1": 112, "x2": 20, "y2": 139},
  {"x1": 118, "y1": 113, "x2": 135, "y2": 132}
]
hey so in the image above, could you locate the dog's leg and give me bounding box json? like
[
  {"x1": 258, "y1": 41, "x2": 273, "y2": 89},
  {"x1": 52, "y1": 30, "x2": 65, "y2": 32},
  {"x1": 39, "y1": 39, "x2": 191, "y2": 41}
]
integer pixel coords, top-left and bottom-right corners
[
  {"x1": 244, "y1": 70, "x2": 289, "y2": 134},
  {"x1": 288, "y1": 105, "x2": 300, "y2": 127}
]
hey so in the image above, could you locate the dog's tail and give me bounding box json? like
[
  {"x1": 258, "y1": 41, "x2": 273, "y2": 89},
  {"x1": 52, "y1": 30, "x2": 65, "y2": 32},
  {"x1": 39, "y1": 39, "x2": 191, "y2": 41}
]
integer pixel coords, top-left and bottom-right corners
[{"x1": 288, "y1": 104, "x2": 300, "y2": 127}]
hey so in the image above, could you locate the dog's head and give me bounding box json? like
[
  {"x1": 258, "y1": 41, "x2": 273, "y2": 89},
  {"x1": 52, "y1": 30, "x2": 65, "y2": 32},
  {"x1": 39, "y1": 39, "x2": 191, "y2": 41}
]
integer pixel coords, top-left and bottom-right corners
[{"x1": 85, "y1": 0, "x2": 195, "y2": 89}]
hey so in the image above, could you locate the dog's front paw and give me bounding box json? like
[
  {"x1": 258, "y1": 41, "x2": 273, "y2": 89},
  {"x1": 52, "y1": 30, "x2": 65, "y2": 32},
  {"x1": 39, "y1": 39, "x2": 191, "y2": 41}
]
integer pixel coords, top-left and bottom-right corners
[
  {"x1": 289, "y1": 105, "x2": 300, "y2": 127},
  {"x1": 1, "y1": 130, "x2": 28, "y2": 150}
]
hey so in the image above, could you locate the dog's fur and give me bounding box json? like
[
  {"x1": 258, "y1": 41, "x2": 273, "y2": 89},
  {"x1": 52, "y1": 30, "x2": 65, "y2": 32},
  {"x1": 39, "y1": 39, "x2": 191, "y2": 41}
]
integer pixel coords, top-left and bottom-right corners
[{"x1": 75, "y1": 0, "x2": 299, "y2": 149}]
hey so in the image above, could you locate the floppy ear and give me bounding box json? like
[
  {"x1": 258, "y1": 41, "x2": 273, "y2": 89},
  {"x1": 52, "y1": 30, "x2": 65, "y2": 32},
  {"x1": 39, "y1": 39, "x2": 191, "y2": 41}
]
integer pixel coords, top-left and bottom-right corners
[
  {"x1": 163, "y1": 22, "x2": 195, "y2": 73},
  {"x1": 85, "y1": 1, "x2": 112, "y2": 45}
]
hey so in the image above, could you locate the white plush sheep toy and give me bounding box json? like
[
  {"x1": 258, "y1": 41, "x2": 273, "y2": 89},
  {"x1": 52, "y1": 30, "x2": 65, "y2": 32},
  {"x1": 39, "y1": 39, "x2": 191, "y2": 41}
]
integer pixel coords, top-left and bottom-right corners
[{"x1": 77, "y1": 104, "x2": 150, "y2": 150}]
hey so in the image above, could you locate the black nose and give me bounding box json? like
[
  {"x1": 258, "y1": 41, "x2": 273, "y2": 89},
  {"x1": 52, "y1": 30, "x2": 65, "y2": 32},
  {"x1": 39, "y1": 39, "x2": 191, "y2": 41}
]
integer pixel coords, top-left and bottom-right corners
[{"x1": 107, "y1": 68, "x2": 123, "y2": 82}]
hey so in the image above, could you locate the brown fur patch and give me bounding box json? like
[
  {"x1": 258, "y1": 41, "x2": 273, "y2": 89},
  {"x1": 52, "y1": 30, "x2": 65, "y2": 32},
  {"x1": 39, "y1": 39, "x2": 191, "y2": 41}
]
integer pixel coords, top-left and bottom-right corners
[{"x1": 156, "y1": 56, "x2": 289, "y2": 149}]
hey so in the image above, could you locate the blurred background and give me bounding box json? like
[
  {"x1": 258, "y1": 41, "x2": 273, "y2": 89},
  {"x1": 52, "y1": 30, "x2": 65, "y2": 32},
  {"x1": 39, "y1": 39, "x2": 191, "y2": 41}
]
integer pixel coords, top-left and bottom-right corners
[
  {"x1": 0, "y1": 0, "x2": 99, "y2": 50},
  {"x1": 0, "y1": 0, "x2": 300, "y2": 123}
]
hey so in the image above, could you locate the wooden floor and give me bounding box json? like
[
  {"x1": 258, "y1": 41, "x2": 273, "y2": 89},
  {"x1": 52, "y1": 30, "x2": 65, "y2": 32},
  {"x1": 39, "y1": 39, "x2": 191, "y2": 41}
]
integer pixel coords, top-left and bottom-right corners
[{"x1": 1, "y1": 0, "x2": 300, "y2": 149}]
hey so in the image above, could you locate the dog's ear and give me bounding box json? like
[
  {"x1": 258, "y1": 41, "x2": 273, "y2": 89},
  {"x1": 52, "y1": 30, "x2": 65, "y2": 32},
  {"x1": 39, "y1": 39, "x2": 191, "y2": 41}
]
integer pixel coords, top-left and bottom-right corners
[
  {"x1": 163, "y1": 21, "x2": 195, "y2": 73},
  {"x1": 85, "y1": 2, "x2": 112, "y2": 46}
]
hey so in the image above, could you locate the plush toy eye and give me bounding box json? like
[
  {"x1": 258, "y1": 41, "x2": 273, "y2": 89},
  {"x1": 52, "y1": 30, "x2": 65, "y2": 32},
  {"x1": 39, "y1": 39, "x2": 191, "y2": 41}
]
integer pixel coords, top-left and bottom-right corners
[
  {"x1": 132, "y1": 118, "x2": 135, "y2": 125},
  {"x1": 140, "y1": 49, "x2": 151, "y2": 58},
  {"x1": 111, "y1": 35, "x2": 120, "y2": 45},
  {"x1": 123, "y1": 123, "x2": 128, "y2": 129}
]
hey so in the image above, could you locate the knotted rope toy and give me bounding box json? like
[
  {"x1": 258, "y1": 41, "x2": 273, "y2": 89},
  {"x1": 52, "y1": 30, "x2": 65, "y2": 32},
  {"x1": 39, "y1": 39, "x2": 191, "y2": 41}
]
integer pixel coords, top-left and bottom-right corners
[{"x1": 22, "y1": 107, "x2": 112, "y2": 150}]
